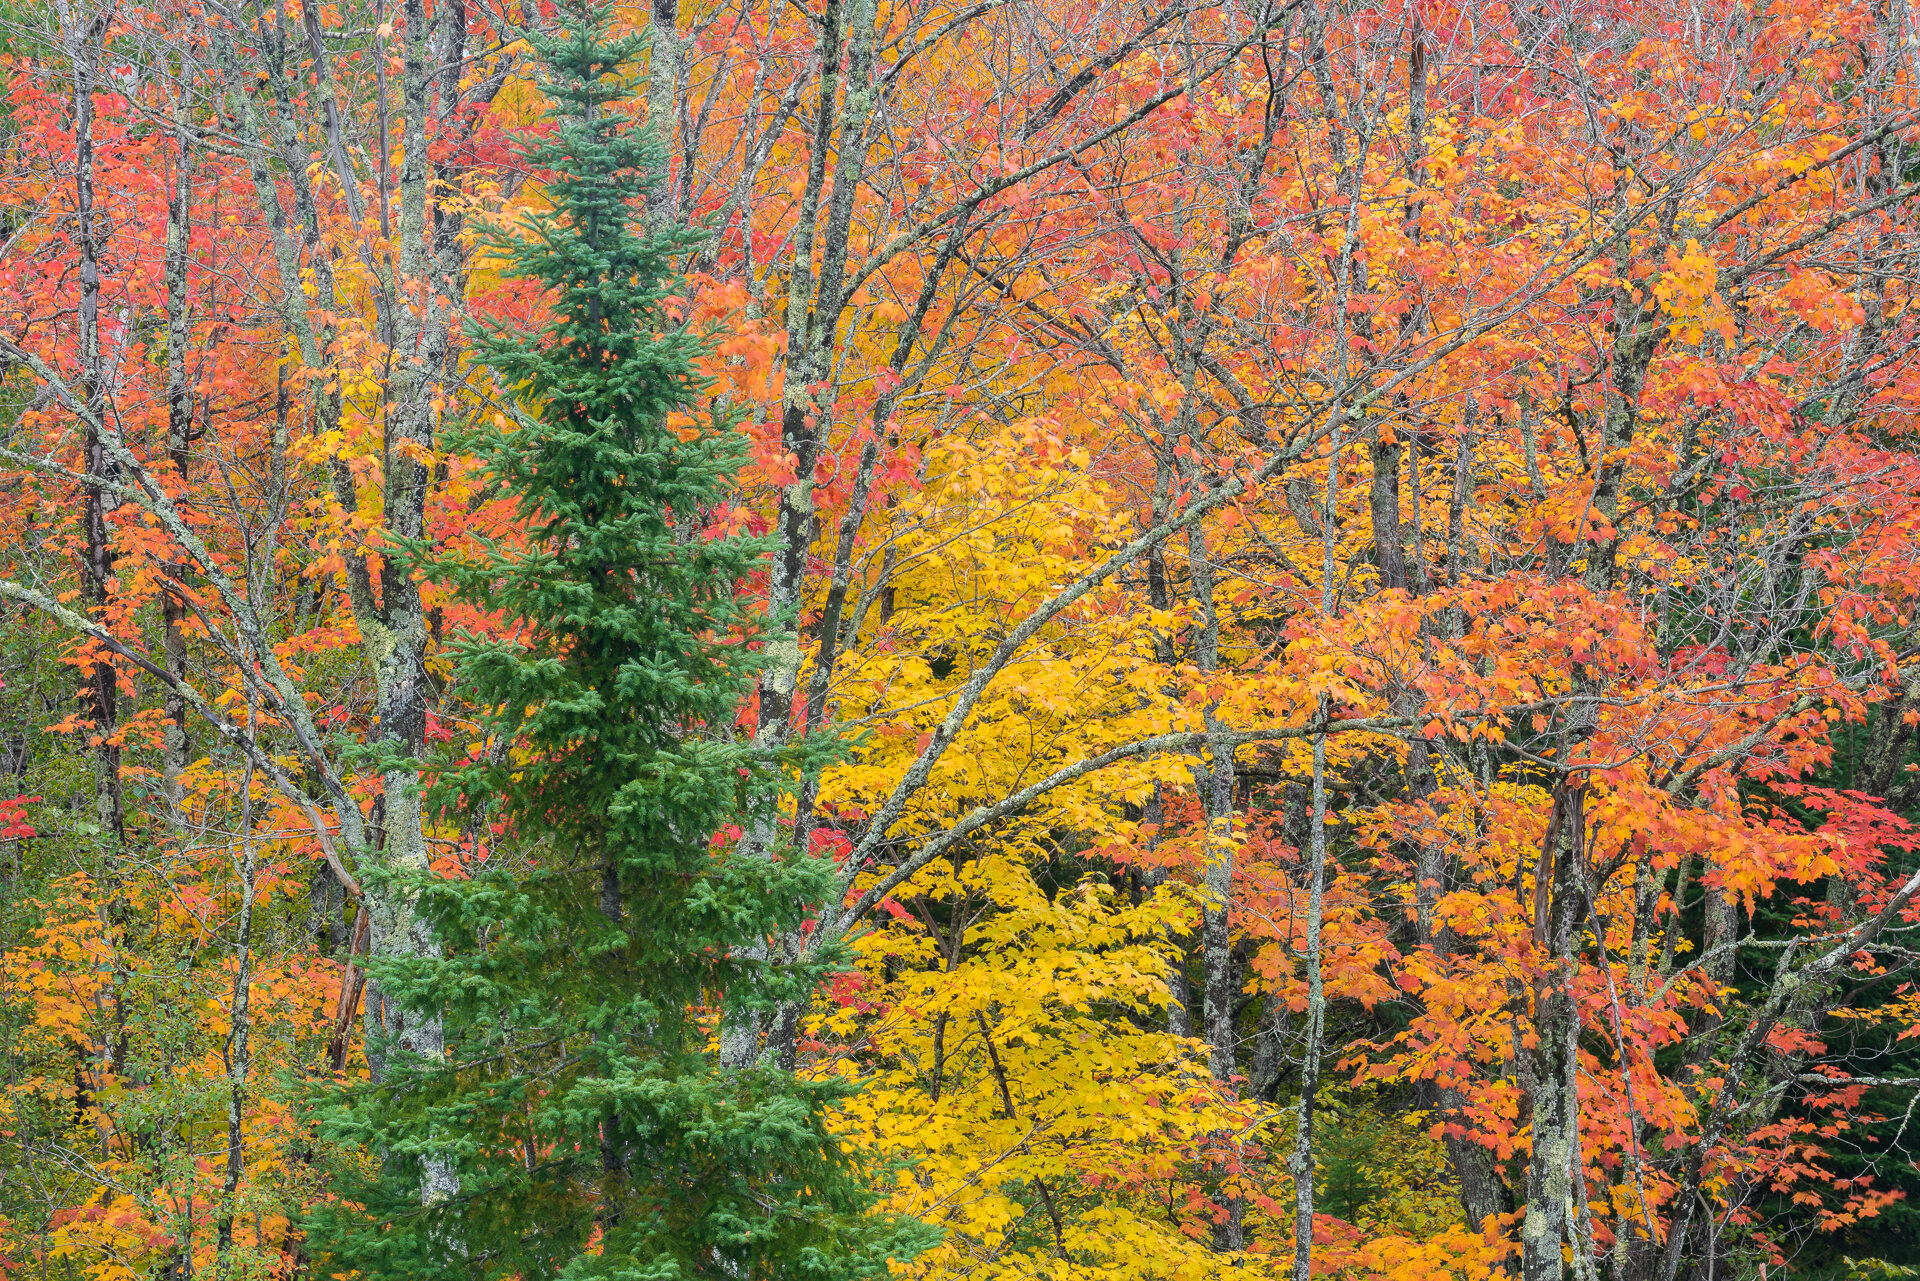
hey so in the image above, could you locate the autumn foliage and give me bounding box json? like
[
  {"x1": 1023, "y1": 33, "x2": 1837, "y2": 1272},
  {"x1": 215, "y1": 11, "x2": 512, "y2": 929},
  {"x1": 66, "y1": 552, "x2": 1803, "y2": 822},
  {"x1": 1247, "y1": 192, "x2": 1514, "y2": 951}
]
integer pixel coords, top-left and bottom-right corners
[{"x1": 5, "y1": 0, "x2": 1920, "y2": 1278}]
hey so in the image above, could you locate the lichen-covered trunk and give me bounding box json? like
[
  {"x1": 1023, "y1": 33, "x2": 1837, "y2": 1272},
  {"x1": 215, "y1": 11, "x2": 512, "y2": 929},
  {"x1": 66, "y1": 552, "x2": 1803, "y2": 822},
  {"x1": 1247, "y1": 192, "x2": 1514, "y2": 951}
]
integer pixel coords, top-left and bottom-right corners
[
  {"x1": 161, "y1": 84, "x2": 195, "y2": 815},
  {"x1": 1186, "y1": 537, "x2": 1238, "y2": 1085},
  {"x1": 646, "y1": 0, "x2": 681, "y2": 229},
  {"x1": 1184, "y1": 510, "x2": 1243, "y2": 1250},
  {"x1": 1288, "y1": 723, "x2": 1332, "y2": 1281},
  {"x1": 1521, "y1": 784, "x2": 1591, "y2": 1281},
  {"x1": 354, "y1": 0, "x2": 462, "y2": 1211},
  {"x1": 67, "y1": 0, "x2": 128, "y2": 1090},
  {"x1": 724, "y1": 0, "x2": 882, "y2": 1071},
  {"x1": 216, "y1": 742, "x2": 259, "y2": 1274},
  {"x1": 1521, "y1": 996, "x2": 1581, "y2": 1281},
  {"x1": 1145, "y1": 451, "x2": 1192, "y2": 1037}
]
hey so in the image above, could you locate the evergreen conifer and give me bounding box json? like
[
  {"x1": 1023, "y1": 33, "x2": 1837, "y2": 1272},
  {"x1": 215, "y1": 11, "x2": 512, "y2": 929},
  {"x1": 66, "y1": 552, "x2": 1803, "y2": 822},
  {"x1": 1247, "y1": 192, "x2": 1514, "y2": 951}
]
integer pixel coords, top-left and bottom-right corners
[{"x1": 307, "y1": 10, "x2": 927, "y2": 1277}]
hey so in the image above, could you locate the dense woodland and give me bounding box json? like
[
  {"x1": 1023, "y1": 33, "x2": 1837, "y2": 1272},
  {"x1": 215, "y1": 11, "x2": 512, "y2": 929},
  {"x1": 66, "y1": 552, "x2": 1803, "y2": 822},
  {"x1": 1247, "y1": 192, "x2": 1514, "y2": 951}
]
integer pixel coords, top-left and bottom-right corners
[{"x1": 4, "y1": 0, "x2": 1920, "y2": 1278}]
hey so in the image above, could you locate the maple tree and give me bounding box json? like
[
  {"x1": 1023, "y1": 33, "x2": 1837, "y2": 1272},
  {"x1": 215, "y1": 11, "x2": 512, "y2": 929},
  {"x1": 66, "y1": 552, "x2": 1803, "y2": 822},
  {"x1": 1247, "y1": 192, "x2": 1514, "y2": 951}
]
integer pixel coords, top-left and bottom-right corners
[{"x1": 5, "y1": 0, "x2": 1920, "y2": 1279}]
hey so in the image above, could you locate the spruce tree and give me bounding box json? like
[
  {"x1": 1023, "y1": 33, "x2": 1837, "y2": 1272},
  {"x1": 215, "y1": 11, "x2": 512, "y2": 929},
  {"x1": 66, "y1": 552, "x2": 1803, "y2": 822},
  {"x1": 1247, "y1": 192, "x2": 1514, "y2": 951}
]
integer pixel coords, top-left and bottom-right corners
[{"x1": 307, "y1": 10, "x2": 927, "y2": 1278}]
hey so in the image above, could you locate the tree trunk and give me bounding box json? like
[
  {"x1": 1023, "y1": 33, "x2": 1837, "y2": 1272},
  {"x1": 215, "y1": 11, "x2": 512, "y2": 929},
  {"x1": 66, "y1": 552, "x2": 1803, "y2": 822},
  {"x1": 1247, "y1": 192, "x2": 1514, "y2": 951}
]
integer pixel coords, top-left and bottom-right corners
[
  {"x1": 216, "y1": 724, "x2": 259, "y2": 1278},
  {"x1": 1521, "y1": 784, "x2": 1591, "y2": 1281},
  {"x1": 161, "y1": 73, "x2": 195, "y2": 817},
  {"x1": 1370, "y1": 430, "x2": 1407, "y2": 592},
  {"x1": 354, "y1": 0, "x2": 463, "y2": 1212},
  {"x1": 646, "y1": 0, "x2": 680, "y2": 228},
  {"x1": 1289, "y1": 718, "x2": 1332, "y2": 1281},
  {"x1": 725, "y1": 0, "x2": 883, "y2": 1071},
  {"x1": 67, "y1": 0, "x2": 129, "y2": 1093}
]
